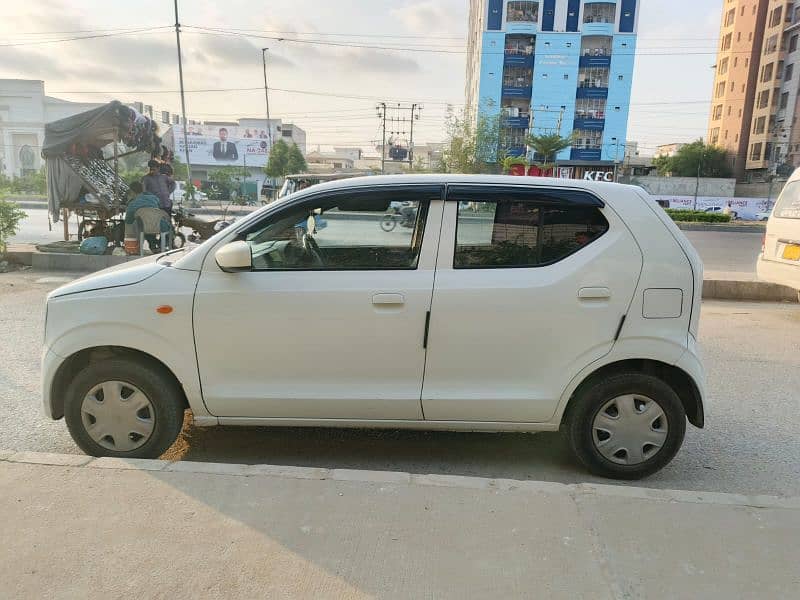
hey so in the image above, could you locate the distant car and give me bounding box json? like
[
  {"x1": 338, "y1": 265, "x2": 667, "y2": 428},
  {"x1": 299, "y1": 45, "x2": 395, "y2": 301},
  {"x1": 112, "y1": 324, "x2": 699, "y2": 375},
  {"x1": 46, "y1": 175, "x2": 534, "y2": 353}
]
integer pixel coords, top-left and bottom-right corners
[
  {"x1": 172, "y1": 181, "x2": 207, "y2": 204},
  {"x1": 755, "y1": 211, "x2": 771, "y2": 221},
  {"x1": 42, "y1": 175, "x2": 706, "y2": 480},
  {"x1": 758, "y1": 168, "x2": 800, "y2": 289},
  {"x1": 704, "y1": 205, "x2": 737, "y2": 219}
]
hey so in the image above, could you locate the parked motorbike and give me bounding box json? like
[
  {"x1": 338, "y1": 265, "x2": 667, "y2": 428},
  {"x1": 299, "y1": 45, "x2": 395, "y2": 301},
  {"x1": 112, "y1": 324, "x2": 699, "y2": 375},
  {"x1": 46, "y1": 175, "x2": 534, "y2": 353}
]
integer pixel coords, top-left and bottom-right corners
[{"x1": 172, "y1": 205, "x2": 234, "y2": 247}]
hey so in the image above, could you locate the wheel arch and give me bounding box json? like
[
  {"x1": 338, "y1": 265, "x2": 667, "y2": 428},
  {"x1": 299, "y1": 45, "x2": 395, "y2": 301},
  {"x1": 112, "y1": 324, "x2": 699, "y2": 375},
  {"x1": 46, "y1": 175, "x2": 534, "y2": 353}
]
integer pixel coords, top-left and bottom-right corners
[
  {"x1": 49, "y1": 346, "x2": 189, "y2": 420},
  {"x1": 560, "y1": 359, "x2": 704, "y2": 429}
]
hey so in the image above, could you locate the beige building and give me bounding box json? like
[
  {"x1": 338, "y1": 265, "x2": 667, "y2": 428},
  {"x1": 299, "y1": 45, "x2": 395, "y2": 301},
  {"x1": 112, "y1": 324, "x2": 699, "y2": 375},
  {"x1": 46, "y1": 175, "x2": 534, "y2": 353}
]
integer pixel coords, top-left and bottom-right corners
[
  {"x1": 707, "y1": 0, "x2": 769, "y2": 179},
  {"x1": 708, "y1": 1, "x2": 800, "y2": 179},
  {"x1": 654, "y1": 143, "x2": 687, "y2": 158}
]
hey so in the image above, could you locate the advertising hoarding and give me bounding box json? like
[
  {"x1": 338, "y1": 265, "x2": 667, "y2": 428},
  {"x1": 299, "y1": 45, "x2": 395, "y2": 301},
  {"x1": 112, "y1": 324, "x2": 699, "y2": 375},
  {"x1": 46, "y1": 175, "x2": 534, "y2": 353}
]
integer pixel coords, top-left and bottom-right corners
[{"x1": 173, "y1": 124, "x2": 275, "y2": 167}]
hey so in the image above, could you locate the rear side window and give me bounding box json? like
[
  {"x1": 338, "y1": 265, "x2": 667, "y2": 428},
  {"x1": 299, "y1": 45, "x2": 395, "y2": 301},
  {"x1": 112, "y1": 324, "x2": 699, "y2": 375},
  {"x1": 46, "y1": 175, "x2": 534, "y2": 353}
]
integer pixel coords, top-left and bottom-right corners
[
  {"x1": 773, "y1": 180, "x2": 800, "y2": 219},
  {"x1": 455, "y1": 200, "x2": 608, "y2": 268}
]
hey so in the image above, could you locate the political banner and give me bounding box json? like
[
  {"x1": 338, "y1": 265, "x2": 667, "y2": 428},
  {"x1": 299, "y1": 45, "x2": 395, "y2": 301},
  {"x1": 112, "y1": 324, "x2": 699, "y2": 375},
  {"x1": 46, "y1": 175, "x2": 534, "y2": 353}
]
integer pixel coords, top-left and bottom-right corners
[{"x1": 173, "y1": 124, "x2": 275, "y2": 167}]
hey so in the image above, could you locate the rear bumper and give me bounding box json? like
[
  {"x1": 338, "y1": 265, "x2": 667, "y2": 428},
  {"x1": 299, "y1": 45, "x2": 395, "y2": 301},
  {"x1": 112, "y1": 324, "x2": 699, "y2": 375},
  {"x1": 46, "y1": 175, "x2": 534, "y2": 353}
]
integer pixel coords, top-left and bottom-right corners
[
  {"x1": 676, "y1": 334, "x2": 706, "y2": 427},
  {"x1": 757, "y1": 255, "x2": 800, "y2": 291},
  {"x1": 41, "y1": 348, "x2": 64, "y2": 420}
]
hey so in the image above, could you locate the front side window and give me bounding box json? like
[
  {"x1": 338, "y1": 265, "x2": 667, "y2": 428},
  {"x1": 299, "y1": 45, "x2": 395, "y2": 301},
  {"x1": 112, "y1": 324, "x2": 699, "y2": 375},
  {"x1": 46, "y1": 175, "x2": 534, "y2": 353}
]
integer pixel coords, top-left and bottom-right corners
[
  {"x1": 454, "y1": 199, "x2": 608, "y2": 268},
  {"x1": 241, "y1": 191, "x2": 430, "y2": 270},
  {"x1": 507, "y1": 1, "x2": 539, "y2": 23}
]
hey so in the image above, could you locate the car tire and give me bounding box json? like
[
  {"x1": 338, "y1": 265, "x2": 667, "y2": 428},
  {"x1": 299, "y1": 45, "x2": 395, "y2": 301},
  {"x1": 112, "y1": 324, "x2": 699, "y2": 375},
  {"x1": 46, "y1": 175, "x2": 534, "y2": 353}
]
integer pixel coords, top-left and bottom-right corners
[
  {"x1": 566, "y1": 372, "x2": 686, "y2": 480},
  {"x1": 64, "y1": 357, "x2": 185, "y2": 459}
]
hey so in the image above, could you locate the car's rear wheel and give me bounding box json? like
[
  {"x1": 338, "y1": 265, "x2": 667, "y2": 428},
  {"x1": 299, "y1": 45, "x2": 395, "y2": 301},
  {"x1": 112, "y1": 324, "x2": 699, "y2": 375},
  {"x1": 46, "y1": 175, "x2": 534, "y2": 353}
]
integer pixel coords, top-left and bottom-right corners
[
  {"x1": 64, "y1": 358, "x2": 185, "y2": 459},
  {"x1": 567, "y1": 372, "x2": 686, "y2": 480}
]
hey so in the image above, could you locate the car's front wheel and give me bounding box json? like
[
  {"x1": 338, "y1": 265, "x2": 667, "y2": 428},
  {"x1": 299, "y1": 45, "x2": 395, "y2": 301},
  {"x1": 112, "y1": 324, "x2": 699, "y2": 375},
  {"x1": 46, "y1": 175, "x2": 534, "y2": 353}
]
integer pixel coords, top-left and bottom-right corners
[
  {"x1": 567, "y1": 372, "x2": 686, "y2": 480},
  {"x1": 64, "y1": 357, "x2": 185, "y2": 459}
]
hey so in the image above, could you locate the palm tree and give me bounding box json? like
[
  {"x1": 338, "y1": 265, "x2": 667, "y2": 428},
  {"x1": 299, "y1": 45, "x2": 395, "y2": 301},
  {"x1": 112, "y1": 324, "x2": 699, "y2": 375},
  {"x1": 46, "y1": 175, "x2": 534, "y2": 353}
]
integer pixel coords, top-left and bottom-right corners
[{"x1": 525, "y1": 133, "x2": 574, "y2": 172}]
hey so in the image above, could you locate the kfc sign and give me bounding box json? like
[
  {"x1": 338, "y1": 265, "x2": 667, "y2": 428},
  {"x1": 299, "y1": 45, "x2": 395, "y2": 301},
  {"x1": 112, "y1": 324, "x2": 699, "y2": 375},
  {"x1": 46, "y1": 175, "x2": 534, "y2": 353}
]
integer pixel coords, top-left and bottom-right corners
[{"x1": 583, "y1": 170, "x2": 614, "y2": 182}]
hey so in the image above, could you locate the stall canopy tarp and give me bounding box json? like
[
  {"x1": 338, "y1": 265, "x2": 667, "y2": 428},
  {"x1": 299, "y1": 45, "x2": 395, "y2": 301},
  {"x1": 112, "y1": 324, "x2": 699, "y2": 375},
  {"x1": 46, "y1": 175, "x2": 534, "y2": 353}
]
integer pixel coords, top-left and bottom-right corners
[
  {"x1": 46, "y1": 157, "x2": 83, "y2": 223},
  {"x1": 42, "y1": 101, "x2": 129, "y2": 158}
]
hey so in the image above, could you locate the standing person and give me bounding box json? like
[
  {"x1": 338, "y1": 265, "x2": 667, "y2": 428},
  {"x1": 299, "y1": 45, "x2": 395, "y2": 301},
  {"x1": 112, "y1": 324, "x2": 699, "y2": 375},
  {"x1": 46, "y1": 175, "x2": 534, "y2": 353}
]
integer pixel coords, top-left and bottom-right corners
[{"x1": 142, "y1": 159, "x2": 176, "y2": 215}]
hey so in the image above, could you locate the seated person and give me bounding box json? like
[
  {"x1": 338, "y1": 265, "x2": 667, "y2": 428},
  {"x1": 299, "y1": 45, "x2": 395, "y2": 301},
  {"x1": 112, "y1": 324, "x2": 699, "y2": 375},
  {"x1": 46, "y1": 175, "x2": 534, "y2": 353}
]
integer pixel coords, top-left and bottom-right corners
[{"x1": 126, "y1": 182, "x2": 170, "y2": 252}]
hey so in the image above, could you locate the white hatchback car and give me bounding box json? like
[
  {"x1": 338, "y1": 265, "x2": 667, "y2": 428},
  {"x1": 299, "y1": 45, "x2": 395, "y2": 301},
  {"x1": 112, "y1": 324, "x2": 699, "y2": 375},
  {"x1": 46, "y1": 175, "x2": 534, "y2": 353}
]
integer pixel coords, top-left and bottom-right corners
[{"x1": 43, "y1": 175, "x2": 705, "y2": 479}]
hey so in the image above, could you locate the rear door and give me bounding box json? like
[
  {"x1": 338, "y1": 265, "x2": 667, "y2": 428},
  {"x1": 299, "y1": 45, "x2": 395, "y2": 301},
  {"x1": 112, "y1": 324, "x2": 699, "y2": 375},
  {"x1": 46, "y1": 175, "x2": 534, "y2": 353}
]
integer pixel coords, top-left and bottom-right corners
[{"x1": 421, "y1": 184, "x2": 642, "y2": 423}]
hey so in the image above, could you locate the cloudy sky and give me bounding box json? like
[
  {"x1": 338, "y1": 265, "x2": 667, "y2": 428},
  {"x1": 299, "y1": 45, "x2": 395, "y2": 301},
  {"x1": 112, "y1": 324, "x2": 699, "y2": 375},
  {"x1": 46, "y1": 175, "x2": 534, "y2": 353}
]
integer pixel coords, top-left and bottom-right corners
[{"x1": 0, "y1": 0, "x2": 722, "y2": 155}]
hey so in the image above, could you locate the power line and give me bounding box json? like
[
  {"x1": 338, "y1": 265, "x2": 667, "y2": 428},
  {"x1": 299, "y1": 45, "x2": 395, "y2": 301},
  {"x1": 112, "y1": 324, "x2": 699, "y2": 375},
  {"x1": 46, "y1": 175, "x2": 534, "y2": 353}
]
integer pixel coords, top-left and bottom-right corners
[{"x1": 0, "y1": 26, "x2": 172, "y2": 47}]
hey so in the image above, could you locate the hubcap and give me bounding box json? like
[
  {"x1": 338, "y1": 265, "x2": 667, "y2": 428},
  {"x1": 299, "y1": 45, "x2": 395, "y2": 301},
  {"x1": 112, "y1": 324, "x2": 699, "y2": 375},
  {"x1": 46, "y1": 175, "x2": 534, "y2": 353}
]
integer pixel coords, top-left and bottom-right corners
[
  {"x1": 80, "y1": 381, "x2": 155, "y2": 452},
  {"x1": 592, "y1": 394, "x2": 668, "y2": 465}
]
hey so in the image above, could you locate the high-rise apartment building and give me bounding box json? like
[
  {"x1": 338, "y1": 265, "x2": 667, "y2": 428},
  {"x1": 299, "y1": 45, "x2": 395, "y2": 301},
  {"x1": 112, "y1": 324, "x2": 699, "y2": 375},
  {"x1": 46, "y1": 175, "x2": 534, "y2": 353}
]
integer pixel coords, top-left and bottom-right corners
[
  {"x1": 708, "y1": 1, "x2": 800, "y2": 179},
  {"x1": 465, "y1": 1, "x2": 639, "y2": 177}
]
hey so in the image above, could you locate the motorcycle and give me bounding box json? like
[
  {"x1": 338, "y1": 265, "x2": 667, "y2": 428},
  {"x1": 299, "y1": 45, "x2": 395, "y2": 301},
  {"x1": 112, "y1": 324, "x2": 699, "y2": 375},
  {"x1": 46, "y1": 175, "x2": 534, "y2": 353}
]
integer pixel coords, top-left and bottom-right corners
[
  {"x1": 172, "y1": 205, "x2": 234, "y2": 248},
  {"x1": 380, "y1": 202, "x2": 417, "y2": 232}
]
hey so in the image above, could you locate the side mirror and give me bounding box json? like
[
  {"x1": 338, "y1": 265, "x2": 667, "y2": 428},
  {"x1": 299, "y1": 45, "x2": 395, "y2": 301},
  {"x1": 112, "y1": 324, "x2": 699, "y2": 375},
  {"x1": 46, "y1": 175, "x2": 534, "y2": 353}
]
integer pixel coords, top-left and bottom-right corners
[{"x1": 215, "y1": 240, "x2": 251, "y2": 272}]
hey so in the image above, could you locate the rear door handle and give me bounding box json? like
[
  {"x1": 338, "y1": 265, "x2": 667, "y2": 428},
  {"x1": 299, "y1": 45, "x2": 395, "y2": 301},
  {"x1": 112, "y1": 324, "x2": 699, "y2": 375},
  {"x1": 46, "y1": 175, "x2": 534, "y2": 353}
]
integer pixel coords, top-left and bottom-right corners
[
  {"x1": 579, "y1": 287, "x2": 611, "y2": 300},
  {"x1": 372, "y1": 293, "x2": 405, "y2": 305}
]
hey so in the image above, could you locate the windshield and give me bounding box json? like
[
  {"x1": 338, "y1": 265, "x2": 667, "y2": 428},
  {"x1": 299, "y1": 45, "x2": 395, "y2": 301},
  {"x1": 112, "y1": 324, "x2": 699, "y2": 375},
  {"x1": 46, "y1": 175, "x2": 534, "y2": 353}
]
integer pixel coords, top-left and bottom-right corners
[{"x1": 773, "y1": 180, "x2": 800, "y2": 219}]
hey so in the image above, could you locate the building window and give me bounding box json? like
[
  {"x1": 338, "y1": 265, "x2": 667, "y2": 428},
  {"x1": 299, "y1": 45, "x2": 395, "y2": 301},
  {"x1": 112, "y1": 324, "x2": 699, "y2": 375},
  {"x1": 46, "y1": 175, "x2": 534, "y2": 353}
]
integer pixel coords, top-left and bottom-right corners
[
  {"x1": 503, "y1": 66, "x2": 533, "y2": 87},
  {"x1": 769, "y1": 6, "x2": 783, "y2": 27},
  {"x1": 734, "y1": 56, "x2": 738, "y2": 67},
  {"x1": 761, "y1": 62, "x2": 774, "y2": 82},
  {"x1": 781, "y1": 92, "x2": 790, "y2": 109},
  {"x1": 728, "y1": 106, "x2": 732, "y2": 116},
  {"x1": 757, "y1": 89, "x2": 770, "y2": 108},
  {"x1": 786, "y1": 63, "x2": 795, "y2": 81},
  {"x1": 791, "y1": 35, "x2": 799, "y2": 53},
  {"x1": 721, "y1": 33, "x2": 732, "y2": 51},
  {"x1": 739, "y1": 109, "x2": 742, "y2": 117},
  {"x1": 745, "y1": 57, "x2": 749, "y2": 67},
  {"x1": 710, "y1": 128, "x2": 720, "y2": 144},
  {"x1": 716, "y1": 81, "x2": 727, "y2": 98},
  {"x1": 583, "y1": 2, "x2": 616, "y2": 24},
  {"x1": 737, "y1": 31, "x2": 741, "y2": 42},
  {"x1": 751, "y1": 142, "x2": 763, "y2": 160},
  {"x1": 573, "y1": 129, "x2": 603, "y2": 149},
  {"x1": 724, "y1": 130, "x2": 728, "y2": 140},
  {"x1": 765, "y1": 34, "x2": 778, "y2": 54},
  {"x1": 713, "y1": 104, "x2": 723, "y2": 120},
  {"x1": 506, "y1": 1, "x2": 539, "y2": 23},
  {"x1": 575, "y1": 97, "x2": 607, "y2": 119},
  {"x1": 505, "y1": 35, "x2": 535, "y2": 55},
  {"x1": 730, "y1": 81, "x2": 735, "y2": 91},
  {"x1": 578, "y1": 66, "x2": 609, "y2": 88},
  {"x1": 718, "y1": 57, "x2": 729, "y2": 75},
  {"x1": 724, "y1": 8, "x2": 735, "y2": 27},
  {"x1": 563, "y1": 74, "x2": 569, "y2": 80},
  {"x1": 754, "y1": 116, "x2": 766, "y2": 134}
]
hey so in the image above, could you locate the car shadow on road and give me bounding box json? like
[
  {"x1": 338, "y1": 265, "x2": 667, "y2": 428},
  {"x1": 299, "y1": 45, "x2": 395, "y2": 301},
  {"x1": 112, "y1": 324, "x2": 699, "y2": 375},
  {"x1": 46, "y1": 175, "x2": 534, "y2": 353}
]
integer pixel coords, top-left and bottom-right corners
[{"x1": 163, "y1": 415, "x2": 582, "y2": 481}]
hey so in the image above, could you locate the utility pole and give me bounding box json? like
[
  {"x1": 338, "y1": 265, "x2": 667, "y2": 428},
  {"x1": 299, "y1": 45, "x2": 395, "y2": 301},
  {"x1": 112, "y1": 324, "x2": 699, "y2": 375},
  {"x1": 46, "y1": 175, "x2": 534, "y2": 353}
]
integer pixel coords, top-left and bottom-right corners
[
  {"x1": 173, "y1": 0, "x2": 192, "y2": 188},
  {"x1": 377, "y1": 103, "x2": 387, "y2": 174},
  {"x1": 693, "y1": 145, "x2": 705, "y2": 211},
  {"x1": 261, "y1": 48, "x2": 271, "y2": 148}
]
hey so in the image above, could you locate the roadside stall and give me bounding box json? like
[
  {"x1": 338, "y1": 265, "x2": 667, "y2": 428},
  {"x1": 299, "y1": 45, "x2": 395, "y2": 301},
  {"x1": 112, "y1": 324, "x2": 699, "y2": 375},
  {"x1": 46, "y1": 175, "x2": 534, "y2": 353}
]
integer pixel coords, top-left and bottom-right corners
[{"x1": 42, "y1": 100, "x2": 162, "y2": 248}]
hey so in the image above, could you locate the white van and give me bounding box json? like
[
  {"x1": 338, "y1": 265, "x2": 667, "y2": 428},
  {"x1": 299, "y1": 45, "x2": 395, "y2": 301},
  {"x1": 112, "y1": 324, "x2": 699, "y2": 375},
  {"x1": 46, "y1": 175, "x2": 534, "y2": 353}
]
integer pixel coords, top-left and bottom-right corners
[
  {"x1": 758, "y1": 168, "x2": 800, "y2": 290},
  {"x1": 42, "y1": 175, "x2": 705, "y2": 479}
]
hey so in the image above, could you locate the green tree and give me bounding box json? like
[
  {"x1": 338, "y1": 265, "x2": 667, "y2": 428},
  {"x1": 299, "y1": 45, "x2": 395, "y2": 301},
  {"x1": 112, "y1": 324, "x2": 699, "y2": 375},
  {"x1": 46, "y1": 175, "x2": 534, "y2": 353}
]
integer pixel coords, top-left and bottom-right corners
[
  {"x1": 438, "y1": 106, "x2": 508, "y2": 174},
  {"x1": 208, "y1": 166, "x2": 245, "y2": 202},
  {"x1": 0, "y1": 197, "x2": 27, "y2": 253},
  {"x1": 10, "y1": 168, "x2": 46, "y2": 195},
  {"x1": 653, "y1": 140, "x2": 733, "y2": 178},
  {"x1": 526, "y1": 133, "x2": 574, "y2": 170},
  {"x1": 171, "y1": 156, "x2": 189, "y2": 181},
  {"x1": 286, "y1": 143, "x2": 307, "y2": 175},
  {"x1": 265, "y1": 139, "x2": 291, "y2": 179}
]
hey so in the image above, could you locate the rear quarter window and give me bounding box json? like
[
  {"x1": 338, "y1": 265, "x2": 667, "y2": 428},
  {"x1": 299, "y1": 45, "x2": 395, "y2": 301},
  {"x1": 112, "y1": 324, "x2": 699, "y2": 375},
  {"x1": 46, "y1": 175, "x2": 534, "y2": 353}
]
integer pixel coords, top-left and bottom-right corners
[{"x1": 774, "y1": 180, "x2": 800, "y2": 219}]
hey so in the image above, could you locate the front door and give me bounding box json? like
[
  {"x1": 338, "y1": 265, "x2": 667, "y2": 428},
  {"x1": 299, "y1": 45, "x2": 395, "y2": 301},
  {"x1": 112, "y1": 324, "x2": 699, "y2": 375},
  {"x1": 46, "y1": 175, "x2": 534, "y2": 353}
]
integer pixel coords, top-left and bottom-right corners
[
  {"x1": 422, "y1": 185, "x2": 642, "y2": 422},
  {"x1": 193, "y1": 185, "x2": 443, "y2": 419}
]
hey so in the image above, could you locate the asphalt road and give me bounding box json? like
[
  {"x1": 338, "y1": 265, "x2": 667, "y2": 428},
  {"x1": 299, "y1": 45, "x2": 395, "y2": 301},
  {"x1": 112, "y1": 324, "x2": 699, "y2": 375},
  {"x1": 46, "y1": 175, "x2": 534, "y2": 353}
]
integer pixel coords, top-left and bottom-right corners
[{"x1": 1, "y1": 270, "x2": 799, "y2": 496}]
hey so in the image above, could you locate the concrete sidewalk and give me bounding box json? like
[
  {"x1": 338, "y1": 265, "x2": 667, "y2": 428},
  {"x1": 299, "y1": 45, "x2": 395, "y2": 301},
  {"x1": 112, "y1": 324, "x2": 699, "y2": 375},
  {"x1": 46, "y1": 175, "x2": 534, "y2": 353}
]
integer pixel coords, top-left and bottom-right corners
[{"x1": 1, "y1": 452, "x2": 798, "y2": 599}]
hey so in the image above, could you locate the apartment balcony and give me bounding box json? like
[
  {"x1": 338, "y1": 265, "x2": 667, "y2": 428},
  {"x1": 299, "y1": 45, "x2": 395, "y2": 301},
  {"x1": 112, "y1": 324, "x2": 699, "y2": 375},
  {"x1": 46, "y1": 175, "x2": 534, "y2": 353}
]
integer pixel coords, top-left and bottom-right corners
[
  {"x1": 502, "y1": 84, "x2": 533, "y2": 98},
  {"x1": 504, "y1": 51, "x2": 535, "y2": 68},
  {"x1": 503, "y1": 115, "x2": 531, "y2": 128},
  {"x1": 579, "y1": 55, "x2": 612, "y2": 68},
  {"x1": 573, "y1": 117, "x2": 605, "y2": 131},
  {"x1": 576, "y1": 86, "x2": 609, "y2": 99},
  {"x1": 582, "y1": 22, "x2": 615, "y2": 36},
  {"x1": 571, "y1": 148, "x2": 602, "y2": 161}
]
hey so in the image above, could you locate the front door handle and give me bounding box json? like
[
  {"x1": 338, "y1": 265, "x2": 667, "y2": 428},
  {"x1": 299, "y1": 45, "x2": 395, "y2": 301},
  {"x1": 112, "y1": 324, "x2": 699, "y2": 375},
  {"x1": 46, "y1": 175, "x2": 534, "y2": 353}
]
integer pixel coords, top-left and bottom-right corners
[
  {"x1": 578, "y1": 287, "x2": 611, "y2": 300},
  {"x1": 372, "y1": 293, "x2": 405, "y2": 305}
]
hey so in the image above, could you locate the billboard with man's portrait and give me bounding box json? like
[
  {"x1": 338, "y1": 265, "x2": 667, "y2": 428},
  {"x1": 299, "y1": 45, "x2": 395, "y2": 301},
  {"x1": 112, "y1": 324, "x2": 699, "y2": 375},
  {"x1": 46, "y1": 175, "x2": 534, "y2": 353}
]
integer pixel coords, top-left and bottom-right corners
[{"x1": 173, "y1": 124, "x2": 274, "y2": 167}]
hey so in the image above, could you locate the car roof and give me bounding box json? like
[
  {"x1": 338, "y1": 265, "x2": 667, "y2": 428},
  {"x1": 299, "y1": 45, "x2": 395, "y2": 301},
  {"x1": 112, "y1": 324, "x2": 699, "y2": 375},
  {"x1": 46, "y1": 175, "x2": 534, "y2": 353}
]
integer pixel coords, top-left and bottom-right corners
[{"x1": 295, "y1": 174, "x2": 640, "y2": 205}]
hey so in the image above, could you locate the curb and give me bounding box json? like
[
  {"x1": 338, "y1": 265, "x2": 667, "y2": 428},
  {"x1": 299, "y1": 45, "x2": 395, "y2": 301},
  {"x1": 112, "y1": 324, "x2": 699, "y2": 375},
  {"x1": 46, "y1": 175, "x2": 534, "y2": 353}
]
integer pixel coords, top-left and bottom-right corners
[
  {"x1": 2, "y1": 450, "x2": 799, "y2": 510},
  {"x1": 676, "y1": 222, "x2": 766, "y2": 233},
  {"x1": 703, "y1": 279, "x2": 799, "y2": 303}
]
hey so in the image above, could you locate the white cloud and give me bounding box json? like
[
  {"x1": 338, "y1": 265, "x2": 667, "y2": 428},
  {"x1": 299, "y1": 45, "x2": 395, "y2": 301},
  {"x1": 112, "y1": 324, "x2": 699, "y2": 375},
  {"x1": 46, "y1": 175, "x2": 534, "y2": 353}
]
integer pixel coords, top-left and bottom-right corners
[{"x1": 390, "y1": 1, "x2": 462, "y2": 35}]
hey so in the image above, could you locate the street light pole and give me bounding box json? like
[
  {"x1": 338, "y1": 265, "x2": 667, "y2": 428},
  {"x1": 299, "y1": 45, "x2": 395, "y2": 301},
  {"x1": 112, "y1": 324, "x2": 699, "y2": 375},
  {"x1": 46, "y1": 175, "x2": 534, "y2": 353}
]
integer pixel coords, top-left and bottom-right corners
[
  {"x1": 261, "y1": 47, "x2": 272, "y2": 200},
  {"x1": 174, "y1": 0, "x2": 192, "y2": 190},
  {"x1": 693, "y1": 146, "x2": 705, "y2": 211}
]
